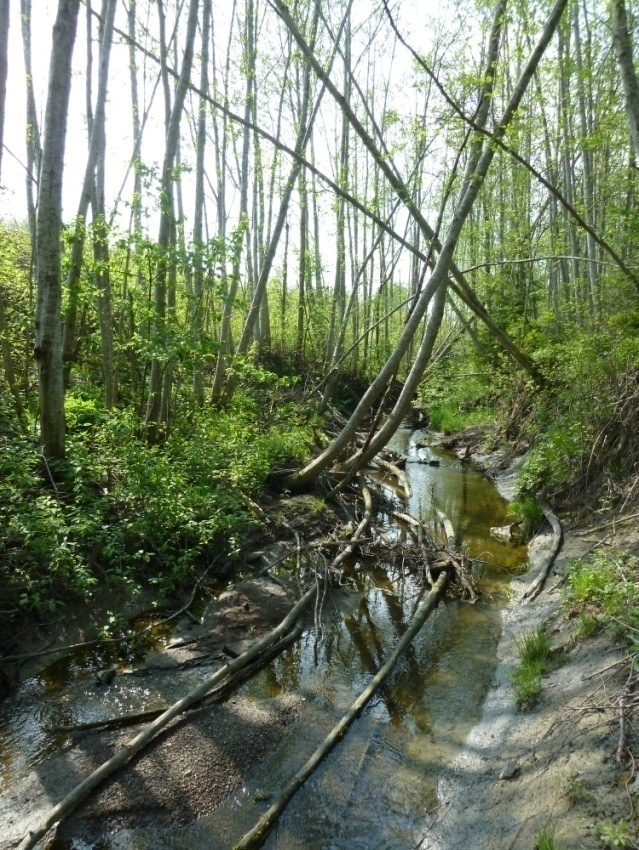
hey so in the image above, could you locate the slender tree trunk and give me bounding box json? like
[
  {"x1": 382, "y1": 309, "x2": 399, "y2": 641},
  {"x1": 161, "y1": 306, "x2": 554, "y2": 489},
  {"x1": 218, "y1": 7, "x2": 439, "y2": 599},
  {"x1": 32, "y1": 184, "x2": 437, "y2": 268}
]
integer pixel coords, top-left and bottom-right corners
[
  {"x1": 125, "y1": 0, "x2": 142, "y2": 396},
  {"x1": 296, "y1": 166, "x2": 308, "y2": 357},
  {"x1": 231, "y1": 0, "x2": 328, "y2": 367},
  {"x1": 146, "y1": 0, "x2": 199, "y2": 432},
  {"x1": 0, "y1": 0, "x2": 9, "y2": 189},
  {"x1": 35, "y1": 0, "x2": 81, "y2": 459},
  {"x1": 612, "y1": 0, "x2": 639, "y2": 163},
  {"x1": 20, "y1": 0, "x2": 41, "y2": 342},
  {"x1": 211, "y1": 0, "x2": 252, "y2": 404},
  {"x1": 61, "y1": 0, "x2": 117, "y2": 387},
  {"x1": 572, "y1": 0, "x2": 599, "y2": 315},
  {"x1": 193, "y1": 0, "x2": 212, "y2": 405},
  {"x1": 285, "y1": 0, "x2": 567, "y2": 488}
]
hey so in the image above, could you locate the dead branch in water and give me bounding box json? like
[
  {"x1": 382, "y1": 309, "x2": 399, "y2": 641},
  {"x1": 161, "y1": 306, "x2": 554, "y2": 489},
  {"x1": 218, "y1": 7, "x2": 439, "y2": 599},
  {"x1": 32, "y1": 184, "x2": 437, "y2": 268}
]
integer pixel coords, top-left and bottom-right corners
[
  {"x1": 234, "y1": 570, "x2": 450, "y2": 850},
  {"x1": 375, "y1": 457, "x2": 412, "y2": 499},
  {"x1": 18, "y1": 475, "x2": 376, "y2": 850},
  {"x1": 17, "y1": 588, "x2": 318, "y2": 850},
  {"x1": 49, "y1": 626, "x2": 304, "y2": 736}
]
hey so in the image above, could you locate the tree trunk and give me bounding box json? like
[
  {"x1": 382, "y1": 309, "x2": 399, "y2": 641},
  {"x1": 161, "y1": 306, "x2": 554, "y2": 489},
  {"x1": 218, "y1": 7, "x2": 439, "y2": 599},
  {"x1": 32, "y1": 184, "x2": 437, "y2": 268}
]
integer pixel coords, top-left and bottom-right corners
[
  {"x1": 146, "y1": 0, "x2": 199, "y2": 433},
  {"x1": 61, "y1": 0, "x2": 117, "y2": 388},
  {"x1": 284, "y1": 0, "x2": 568, "y2": 488},
  {"x1": 612, "y1": 0, "x2": 639, "y2": 163},
  {"x1": 35, "y1": 0, "x2": 81, "y2": 459},
  {"x1": 192, "y1": 0, "x2": 212, "y2": 405},
  {"x1": 0, "y1": 0, "x2": 9, "y2": 189}
]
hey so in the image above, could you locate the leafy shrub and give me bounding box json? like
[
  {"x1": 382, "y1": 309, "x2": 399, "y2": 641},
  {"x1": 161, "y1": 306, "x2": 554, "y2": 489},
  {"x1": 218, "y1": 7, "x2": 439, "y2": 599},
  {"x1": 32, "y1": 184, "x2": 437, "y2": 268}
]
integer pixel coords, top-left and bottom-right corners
[
  {"x1": 508, "y1": 496, "x2": 545, "y2": 541},
  {"x1": 0, "y1": 395, "x2": 311, "y2": 616}
]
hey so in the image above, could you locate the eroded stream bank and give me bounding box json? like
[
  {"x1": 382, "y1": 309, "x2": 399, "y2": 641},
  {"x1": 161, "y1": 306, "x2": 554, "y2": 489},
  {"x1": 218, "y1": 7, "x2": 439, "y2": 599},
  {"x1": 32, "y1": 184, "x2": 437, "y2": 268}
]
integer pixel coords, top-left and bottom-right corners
[{"x1": 1, "y1": 428, "x2": 531, "y2": 849}]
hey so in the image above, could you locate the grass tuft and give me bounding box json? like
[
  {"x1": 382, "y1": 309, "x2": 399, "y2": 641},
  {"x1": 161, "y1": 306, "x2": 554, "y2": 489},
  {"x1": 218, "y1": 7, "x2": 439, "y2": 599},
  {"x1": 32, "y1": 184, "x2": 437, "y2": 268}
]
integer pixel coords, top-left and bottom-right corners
[
  {"x1": 535, "y1": 822, "x2": 556, "y2": 849},
  {"x1": 510, "y1": 628, "x2": 551, "y2": 710}
]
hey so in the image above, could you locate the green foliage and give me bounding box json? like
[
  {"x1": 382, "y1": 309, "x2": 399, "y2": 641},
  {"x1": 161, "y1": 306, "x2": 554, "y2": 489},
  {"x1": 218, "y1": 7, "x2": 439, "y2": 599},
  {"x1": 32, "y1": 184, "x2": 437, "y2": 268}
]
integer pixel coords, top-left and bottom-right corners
[
  {"x1": 0, "y1": 394, "x2": 311, "y2": 616},
  {"x1": 516, "y1": 326, "x2": 639, "y2": 504},
  {"x1": 428, "y1": 401, "x2": 496, "y2": 434},
  {"x1": 508, "y1": 496, "x2": 544, "y2": 541},
  {"x1": 509, "y1": 627, "x2": 551, "y2": 709},
  {"x1": 535, "y1": 823, "x2": 556, "y2": 850},
  {"x1": 566, "y1": 552, "x2": 639, "y2": 649},
  {"x1": 598, "y1": 820, "x2": 632, "y2": 848},
  {"x1": 418, "y1": 370, "x2": 496, "y2": 434}
]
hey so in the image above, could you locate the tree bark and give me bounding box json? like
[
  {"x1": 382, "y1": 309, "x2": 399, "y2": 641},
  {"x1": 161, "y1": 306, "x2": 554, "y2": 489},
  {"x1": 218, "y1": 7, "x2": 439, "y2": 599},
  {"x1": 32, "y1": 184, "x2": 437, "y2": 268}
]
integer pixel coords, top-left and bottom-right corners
[
  {"x1": 35, "y1": 0, "x2": 81, "y2": 459},
  {"x1": 0, "y1": 0, "x2": 9, "y2": 188},
  {"x1": 612, "y1": 0, "x2": 639, "y2": 163},
  {"x1": 146, "y1": 0, "x2": 199, "y2": 432},
  {"x1": 61, "y1": 0, "x2": 117, "y2": 388},
  {"x1": 284, "y1": 0, "x2": 568, "y2": 488},
  {"x1": 192, "y1": 0, "x2": 212, "y2": 405}
]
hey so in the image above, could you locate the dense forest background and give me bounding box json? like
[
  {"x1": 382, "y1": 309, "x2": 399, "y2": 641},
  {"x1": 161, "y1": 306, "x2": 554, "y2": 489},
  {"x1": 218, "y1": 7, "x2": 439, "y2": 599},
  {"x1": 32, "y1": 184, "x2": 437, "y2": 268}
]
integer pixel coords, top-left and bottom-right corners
[{"x1": 0, "y1": 0, "x2": 638, "y2": 620}]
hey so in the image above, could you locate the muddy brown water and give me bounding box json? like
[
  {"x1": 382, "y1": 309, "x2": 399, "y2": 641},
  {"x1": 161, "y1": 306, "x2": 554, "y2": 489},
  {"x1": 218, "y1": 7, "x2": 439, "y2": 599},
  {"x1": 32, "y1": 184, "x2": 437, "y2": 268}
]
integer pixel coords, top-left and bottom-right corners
[{"x1": 0, "y1": 428, "x2": 528, "y2": 849}]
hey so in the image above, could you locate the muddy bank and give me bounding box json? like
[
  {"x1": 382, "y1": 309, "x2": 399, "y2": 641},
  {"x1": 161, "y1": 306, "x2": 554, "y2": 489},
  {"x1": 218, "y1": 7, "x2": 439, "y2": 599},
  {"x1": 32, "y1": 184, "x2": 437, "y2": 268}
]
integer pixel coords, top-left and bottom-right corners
[{"x1": 419, "y1": 447, "x2": 639, "y2": 849}]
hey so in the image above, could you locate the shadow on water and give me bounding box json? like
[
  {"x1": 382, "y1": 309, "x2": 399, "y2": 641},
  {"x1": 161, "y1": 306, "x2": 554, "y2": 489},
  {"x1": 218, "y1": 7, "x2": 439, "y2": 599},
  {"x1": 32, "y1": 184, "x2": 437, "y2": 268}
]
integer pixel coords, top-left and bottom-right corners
[{"x1": 0, "y1": 427, "x2": 528, "y2": 849}]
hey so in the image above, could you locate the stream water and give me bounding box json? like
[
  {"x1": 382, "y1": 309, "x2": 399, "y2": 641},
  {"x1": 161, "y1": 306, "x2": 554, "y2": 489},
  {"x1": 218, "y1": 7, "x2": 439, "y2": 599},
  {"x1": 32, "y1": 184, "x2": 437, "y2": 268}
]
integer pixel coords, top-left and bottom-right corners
[{"x1": 0, "y1": 428, "x2": 528, "y2": 849}]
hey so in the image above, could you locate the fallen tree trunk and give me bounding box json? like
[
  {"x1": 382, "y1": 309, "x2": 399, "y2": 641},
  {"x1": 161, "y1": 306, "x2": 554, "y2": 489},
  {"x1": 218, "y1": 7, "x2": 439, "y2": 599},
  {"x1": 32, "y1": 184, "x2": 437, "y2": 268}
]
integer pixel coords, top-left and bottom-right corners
[
  {"x1": 50, "y1": 626, "x2": 304, "y2": 736},
  {"x1": 522, "y1": 499, "x2": 563, "y2": 602},
  {"x1": 375, "y1": 458, "x2": 412, "y2": 499},
  {"x1": 234, "y1": 569, "x2": 449, "y2": 849},
  {"x1": 17, "y1": 590, "x2": 317, "y2": 850}
]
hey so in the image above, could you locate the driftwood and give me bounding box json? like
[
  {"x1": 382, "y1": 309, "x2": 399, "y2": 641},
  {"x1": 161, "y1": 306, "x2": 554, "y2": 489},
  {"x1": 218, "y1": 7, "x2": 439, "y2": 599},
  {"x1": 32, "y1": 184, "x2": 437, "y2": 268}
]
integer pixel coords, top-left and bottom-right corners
[
  {"x1": 50, "y1": 626, "x2": 304, "y2": 736},
  {"x1": 490, "y1": 522, "x2": 522, "y2": 543},
  {"x1": 17, "y1": 588, "x2": 318, "y2": 850},
  {"x1": 522, "y1": 499, "x2": 563, "y2": 603},
  {"x1": 435, "y1": 509, "x2": 456, "y2": 551},
  {"x1": 375, "y1": 458, "x2": 412, "y2": 499},
  {"x1": 234, "y1": 570, "x2": 449, "y2": 849}
]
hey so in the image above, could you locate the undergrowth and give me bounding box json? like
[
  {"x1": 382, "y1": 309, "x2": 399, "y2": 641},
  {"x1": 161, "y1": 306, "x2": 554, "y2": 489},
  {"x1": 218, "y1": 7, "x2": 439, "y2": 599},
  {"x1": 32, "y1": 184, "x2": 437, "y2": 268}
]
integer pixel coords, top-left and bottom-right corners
[
  {"x1": 0, "y1": 391, "x2": 311, "y2": 620},
  {"x1": 417, "y1": 372, "x2": 496, "y2": 434},
  {"x1": 566, "y1": 551, "x2": 639, "y2": 649},
  {"x1": 508, "y1": 495, "x2": 545, "y2": 541},
  {"x1": 535, "y1": 823, "x2": 556, "y2": 850}
]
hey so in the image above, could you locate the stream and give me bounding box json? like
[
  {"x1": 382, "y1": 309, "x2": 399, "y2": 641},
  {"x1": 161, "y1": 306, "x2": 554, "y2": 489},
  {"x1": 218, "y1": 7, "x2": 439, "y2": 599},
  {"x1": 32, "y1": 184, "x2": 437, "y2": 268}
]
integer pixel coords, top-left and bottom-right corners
[{"x1": 0, "y1": 428, "x2": 528, "y2": 849}]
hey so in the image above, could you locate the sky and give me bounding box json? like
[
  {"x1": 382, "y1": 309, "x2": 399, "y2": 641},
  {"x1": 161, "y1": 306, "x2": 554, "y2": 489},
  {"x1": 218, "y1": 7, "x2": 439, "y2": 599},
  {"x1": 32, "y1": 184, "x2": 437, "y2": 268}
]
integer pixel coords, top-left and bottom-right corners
[{"x1": 0, "y1": 0, "x2": 485, "y2": 292}]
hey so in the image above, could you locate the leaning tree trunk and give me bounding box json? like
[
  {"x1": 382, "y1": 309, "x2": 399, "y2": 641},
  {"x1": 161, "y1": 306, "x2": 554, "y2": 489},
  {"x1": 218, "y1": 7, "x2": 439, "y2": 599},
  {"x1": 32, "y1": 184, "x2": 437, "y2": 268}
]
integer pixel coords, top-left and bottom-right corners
[
  {"x1": 279, "y1": 0, "x2": 506, "y2": 485},
  {"x1": 35, "y1": 0, "x2": 81, "y2": 459},
  {"x1": 283, "y1": 0, "x2": 569, "y2": 489}
]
